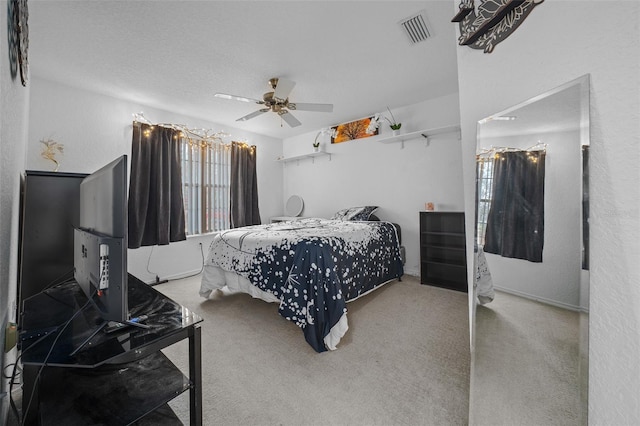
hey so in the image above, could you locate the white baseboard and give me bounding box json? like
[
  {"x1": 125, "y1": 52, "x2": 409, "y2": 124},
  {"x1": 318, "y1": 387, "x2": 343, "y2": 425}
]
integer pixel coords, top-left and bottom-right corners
[
  {"x1": 493, "y1": 285, "x2": 588, "y2": 313},
  {"x1": 403, "y1": 268, "x2": 420, "y2": 278}
]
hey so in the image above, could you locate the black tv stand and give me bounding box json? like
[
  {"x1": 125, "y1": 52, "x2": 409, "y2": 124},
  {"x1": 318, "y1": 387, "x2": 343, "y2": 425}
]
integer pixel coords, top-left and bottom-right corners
[
  {"x1": 104, "y1": 317, "x2": 151, "y2": 333},
  {"x1": 19, "y1": 274, "x2": 203, "y2": 425},
  {"x1": 68, "y1": 316, "x2": 151, "y2": 357}
]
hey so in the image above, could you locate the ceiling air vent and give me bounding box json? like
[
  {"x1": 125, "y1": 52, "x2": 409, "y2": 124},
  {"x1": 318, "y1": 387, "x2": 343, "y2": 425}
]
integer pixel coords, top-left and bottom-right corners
[{"x1": 399, "y1": 11, "x2": 431, "y2": 44}]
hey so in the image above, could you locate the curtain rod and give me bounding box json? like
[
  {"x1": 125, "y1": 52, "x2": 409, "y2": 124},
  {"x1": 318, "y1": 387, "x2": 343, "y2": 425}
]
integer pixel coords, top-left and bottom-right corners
[
  {"x1": 132, "y1": 112, "x2": 231, "y2": 144},
  {"x1": 476, "y1": 142, "x2": 547, "y2": 157}
]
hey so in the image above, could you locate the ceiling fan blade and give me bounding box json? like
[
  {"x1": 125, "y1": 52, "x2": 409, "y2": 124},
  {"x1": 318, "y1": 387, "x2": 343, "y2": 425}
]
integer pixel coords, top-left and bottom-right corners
[
  {"x1": 273, "y1": 78, "x2": 296, "y2": 101},
  {"x1": 215, "y1": 93, "x2": 263, "y2": 104},
  {"x1": 279, "y1": 110, "x2": 302, "y2": 127},
  {"x1": 236, "y1": 108, "x2": 269, "y2": 122},
  {"x1": 288, "y1": 102, "x2": 334, "y2": 113}
]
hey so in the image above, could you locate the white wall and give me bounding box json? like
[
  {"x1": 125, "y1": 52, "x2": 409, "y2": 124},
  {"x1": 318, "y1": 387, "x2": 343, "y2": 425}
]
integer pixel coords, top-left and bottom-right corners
[
  {"x1": 282, "y1": 94, "x2": 463, "y2": 276},
  {"x1": 27, "y1": 77, "x2": 283, "y2": 283},
  {"x1": 455, "y1": 1, "x2": 640, "y2": 423},
  {"x1": 0, "y1": 0, "x2": 30, "y2": 419}
]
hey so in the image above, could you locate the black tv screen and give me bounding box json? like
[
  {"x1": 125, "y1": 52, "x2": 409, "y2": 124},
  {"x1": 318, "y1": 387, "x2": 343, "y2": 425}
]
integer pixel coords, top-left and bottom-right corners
[
  {"x1": 74, "y1": 155, "x2": 128, "y2": 323},
  {"x1": 79, "y1": 156, "x2": 127, "y2": 238}
]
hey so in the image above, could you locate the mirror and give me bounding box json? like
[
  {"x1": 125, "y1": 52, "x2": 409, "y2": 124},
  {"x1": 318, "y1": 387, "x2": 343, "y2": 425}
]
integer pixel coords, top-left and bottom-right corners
[
  {"x1": 469, "y1": 75, "x2": 590, "y2": 425},
  {"x1": 285, "y1": 195, "x2": 304, "y2": 217}
]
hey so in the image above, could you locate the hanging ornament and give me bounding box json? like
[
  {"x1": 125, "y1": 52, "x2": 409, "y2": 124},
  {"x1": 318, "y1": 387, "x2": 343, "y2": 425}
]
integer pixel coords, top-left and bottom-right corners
[{"x1": 452, "y1": 0, "x2": 544, "y2": 53}]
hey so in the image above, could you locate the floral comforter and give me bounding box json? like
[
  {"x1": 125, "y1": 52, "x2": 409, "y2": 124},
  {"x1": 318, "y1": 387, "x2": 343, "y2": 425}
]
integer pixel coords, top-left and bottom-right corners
[{"x1": 200, "y1": 218, "x2": 404, "y2": 352}]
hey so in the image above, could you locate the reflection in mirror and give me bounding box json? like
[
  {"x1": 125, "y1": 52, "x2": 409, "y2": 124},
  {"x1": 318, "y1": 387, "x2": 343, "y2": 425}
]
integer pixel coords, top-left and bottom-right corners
[{"x1": 469, "y1": 75, "x2": 589, "y2": 425}]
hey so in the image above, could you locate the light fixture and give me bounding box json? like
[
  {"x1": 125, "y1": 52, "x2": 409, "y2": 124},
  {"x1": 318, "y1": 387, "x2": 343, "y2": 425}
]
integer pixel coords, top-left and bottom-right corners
[
  {"x1": 478, "y1": 115, "x2": 517, "y2": 124},
  {"x1": 214, "y1": 93, "x2": 255, "y2": 103}
]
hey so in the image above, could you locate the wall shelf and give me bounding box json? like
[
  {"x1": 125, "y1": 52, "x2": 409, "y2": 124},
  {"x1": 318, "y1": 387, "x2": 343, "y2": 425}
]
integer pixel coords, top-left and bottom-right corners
[
  {"x1": 377, "y1": 125, "x2": 461, "y2": 148},
  {"x1": 277, "y1": 151, "x2": 331, "y2": 164}
]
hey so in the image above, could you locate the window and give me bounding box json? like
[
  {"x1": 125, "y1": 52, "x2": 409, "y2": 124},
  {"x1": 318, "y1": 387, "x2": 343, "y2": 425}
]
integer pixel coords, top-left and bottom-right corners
[
  {"x1": 475, "y1": 156, "x2": 495, "y2": 246},
  {"x1": 180, "y1": 138, "x2": 231, "y2": 235}
]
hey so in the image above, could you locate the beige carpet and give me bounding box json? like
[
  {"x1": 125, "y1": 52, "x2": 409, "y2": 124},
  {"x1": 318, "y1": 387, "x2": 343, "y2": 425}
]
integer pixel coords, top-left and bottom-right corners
[
  {"x1": 156, "y1": 274, "x2": 470, "y2": 426},
  {"x1": 469, "y1": 290, "x2": 584, "y2": 426}
]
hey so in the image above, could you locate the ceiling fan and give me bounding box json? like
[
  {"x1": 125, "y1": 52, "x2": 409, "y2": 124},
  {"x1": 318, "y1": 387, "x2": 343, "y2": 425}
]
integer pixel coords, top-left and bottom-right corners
[{"x1": 214, "y1": 77, "x2": 333, "y2": 128}]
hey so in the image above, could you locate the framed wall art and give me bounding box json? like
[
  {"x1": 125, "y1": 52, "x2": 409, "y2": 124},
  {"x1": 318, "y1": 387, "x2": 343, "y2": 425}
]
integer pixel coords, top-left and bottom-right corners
[{"x1": 331, "y1": 116, "x2": 378, "y2": 144}]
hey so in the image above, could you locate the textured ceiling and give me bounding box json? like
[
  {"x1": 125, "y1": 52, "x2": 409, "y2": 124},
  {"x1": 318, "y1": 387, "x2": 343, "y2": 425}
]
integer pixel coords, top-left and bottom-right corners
[{"x1": 29, "y1": 1, "x2": 459, "y2": 139}]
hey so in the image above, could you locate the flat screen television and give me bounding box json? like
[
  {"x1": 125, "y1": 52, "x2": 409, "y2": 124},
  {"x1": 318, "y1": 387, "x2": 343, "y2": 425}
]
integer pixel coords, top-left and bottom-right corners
[{"x1": 73, "y1": 155, "x2": 128, "y2": 323}]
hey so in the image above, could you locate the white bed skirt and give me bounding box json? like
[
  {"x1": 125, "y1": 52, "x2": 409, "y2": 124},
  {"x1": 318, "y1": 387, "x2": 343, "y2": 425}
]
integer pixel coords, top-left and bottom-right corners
[{"x1": 200, "y1": 266, "x2": 280, "y2": 303}]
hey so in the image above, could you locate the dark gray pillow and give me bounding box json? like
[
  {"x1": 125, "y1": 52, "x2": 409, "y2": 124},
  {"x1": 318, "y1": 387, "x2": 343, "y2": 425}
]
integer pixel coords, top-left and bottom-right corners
[
  {"x1": 350, "y1": 206, "x2": 378, "y2": 221},
  {"x1": 330, "y1": 206, "x2": 378, "y2": 221}
]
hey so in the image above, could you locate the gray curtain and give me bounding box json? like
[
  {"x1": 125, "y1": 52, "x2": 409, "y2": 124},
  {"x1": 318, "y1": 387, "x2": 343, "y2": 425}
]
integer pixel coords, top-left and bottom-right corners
[
  {"x1": 230, "y1": 142, "x2": 261, "y2": 228},
  {"x1": 484, "y1": 150, "x2": 545, "y2": 262},
  {"x1": 128, "y1": 122, "x2": 186, "y2": 248}
]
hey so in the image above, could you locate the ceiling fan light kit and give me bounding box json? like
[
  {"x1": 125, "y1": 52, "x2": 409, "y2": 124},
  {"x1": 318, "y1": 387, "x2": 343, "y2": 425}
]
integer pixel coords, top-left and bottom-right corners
[{"x1": 215, "y1": 77, "x2": 333, "y2": 128}]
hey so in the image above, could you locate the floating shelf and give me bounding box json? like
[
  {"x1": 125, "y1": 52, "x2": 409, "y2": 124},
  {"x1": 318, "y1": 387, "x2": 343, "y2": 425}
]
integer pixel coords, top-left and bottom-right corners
[
  {"x1": 377, "y1": 125, "x2": 461, "y2": 147},
  {"x1": 277, "y1": 151, "x2": 331, "y2": 164}
]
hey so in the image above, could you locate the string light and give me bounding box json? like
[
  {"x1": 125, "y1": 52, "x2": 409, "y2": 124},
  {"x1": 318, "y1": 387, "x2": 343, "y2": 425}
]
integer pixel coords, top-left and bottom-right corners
[
  {"x1": 476, "y1": 142, "x2": 547, "y2": 163},
  {"x1": 526, "y1": 151, "x2": 540, "y2": 163},
  {"x1": 181, "y1": 130, "x2": 228, "y2": 150},
  {"x1": 133, "y1": 114, "x2": 241, "y2": 150},
  {"x1": 233, "y1": 141, "x2": 256, "y2": 154}
]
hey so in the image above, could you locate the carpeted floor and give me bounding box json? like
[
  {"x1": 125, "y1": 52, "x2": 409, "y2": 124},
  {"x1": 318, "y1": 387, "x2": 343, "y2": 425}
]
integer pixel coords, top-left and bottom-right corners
[
  {"x1": 156, "y1": 274, "x2": 470, "y2": 426},
  {"x1": 469, "y1": 290, "x2": 584, "y2": 426}
]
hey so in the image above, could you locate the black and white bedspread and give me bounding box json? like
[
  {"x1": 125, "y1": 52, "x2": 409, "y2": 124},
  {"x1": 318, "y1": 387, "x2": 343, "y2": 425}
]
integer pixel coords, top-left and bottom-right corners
[
  {"x1": 199, "y1": 218, "x2": 404, "y2": 352},
  {"x1": 475, "y1": 246, "x2": 495, "y2": 304}
]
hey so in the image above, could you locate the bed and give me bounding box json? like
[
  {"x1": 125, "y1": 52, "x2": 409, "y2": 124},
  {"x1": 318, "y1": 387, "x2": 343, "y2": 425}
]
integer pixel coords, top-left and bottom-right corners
[
  {"x1": 475, "y1": 245, "x2": 494, "y2": 304},
  {"x1": 199, "y1": 213, "x2": 404, "y2": 352}
]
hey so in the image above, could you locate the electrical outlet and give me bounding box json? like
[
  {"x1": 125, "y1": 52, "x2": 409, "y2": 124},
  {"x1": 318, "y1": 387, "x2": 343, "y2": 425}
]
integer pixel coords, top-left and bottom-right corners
[{"x1": 4, "y1": 322, "x2": 17, "y2": 353}]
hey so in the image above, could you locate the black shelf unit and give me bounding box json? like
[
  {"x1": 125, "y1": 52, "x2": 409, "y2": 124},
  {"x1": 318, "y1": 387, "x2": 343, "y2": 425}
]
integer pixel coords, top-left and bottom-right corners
[
  {"x1": 20, "y1": 276, "x2": 203, "y2": 425},
  {"x1": 17, "y1": 170, "x2": 203, "y2": 425},
  {"x1": 36, "y1": 352, "x2": 188, "y2": 425},
  {"x1": 420, "y1": 211, "x2": 468, "y2": 292},
  {"x1": 18, "y1": 170, "x2": 88, "y2": 327}
]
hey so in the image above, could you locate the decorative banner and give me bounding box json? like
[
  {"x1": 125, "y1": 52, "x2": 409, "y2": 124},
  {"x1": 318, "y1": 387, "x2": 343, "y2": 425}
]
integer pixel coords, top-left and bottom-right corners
[
  {"x1": 452, "y1": 0, "x2": 544, "y2": 54},
  {"x1": 331, "y1": 116, "x2": 378, "y2": 144}
]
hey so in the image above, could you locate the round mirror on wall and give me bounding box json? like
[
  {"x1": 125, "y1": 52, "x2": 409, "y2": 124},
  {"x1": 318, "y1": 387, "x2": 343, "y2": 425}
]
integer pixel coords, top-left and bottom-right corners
[{"x1": 285, "y1": 195, "x2": 304, "y2": 217}]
